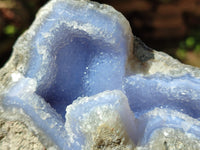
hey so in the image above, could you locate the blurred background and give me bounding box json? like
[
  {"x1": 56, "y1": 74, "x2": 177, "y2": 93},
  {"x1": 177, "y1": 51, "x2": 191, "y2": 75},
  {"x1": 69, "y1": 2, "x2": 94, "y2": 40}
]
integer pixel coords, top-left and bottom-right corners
[{"x1": 0, "y1": 0, "x2": 200, "y2": 68}]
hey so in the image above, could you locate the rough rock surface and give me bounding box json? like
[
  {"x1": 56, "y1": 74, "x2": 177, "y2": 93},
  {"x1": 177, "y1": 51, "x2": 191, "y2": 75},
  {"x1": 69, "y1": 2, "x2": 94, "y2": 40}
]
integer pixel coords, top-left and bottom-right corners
[
  {"x1": 0, "y1": 118, "x2": 45, "y2": 150},
  {"x1": 0, "y1": 0, "x2": 200, "y2": 150}
]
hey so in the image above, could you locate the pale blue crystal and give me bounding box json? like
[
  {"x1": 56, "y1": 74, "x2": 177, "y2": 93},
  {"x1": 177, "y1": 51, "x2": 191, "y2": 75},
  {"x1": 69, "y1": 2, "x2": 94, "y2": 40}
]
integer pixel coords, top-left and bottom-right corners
[
  {"x1": 125, "y1": 74, "x2": 200, "y2": 118},
  {"x1": 0, "y1": 0, "x2": 200, "y2": 149}
]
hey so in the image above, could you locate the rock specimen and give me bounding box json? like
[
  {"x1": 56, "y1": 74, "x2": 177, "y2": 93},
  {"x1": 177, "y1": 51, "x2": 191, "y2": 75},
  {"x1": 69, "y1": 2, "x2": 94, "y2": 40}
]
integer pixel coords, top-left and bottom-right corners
[{"x1": 0, "y1": 0, "x2": 200, "y2": 149}]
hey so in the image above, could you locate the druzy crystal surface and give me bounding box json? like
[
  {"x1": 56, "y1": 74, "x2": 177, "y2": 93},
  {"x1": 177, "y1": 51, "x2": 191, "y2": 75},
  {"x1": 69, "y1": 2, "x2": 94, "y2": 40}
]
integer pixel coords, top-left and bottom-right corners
[{"x1": 0, "y1": 0, "x2": 200, "y2": 149}]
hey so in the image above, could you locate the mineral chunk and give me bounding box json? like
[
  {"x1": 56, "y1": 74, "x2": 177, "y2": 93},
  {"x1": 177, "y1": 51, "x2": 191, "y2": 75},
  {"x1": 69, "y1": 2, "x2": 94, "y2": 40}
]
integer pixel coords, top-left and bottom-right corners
[{"x1": 0, "y1": 0, "x2": 200, "y2": 149}]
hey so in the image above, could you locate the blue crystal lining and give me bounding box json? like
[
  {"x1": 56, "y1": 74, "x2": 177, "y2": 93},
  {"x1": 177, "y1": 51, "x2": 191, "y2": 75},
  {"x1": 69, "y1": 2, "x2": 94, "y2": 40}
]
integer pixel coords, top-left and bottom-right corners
[
  {"x1": 1, "y1": 0, "x2": 200, "y2": 149},
  {"x1": 37, "y1": 32, "x2": 125, "y2": 117},
  {"x1": 125, "y1": 74, "x2": 200, "y2": 118}
]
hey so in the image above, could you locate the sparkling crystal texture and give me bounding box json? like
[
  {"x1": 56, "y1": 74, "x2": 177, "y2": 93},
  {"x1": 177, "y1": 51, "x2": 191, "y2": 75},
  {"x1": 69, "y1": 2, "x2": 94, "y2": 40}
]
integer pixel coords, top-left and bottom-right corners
[{"x1": 0, "y1": 0, "x2": 200, "y2": 149}]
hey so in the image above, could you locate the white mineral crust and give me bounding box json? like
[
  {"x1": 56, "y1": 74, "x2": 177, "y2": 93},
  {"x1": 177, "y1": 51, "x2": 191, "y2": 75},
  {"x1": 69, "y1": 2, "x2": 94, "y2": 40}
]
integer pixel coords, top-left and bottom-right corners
[
  {"x1": 65, "y1": 90, "x2": 136, "y2": 149},
  {"x1": 0, "y1": 0, "x2": 200, "y2": 149}
]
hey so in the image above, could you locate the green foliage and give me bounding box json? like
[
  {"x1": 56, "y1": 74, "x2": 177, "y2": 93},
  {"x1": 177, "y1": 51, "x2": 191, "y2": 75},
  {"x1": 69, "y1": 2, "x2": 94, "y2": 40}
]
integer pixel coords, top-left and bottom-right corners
[
  {"x1": 177, "y1": 27, "x2": 200, "y2": 59},
  {"x1": 3, "y1": 24, "x2": 17, "y2": 36},
  {"x1": 176, "y1": 48, "x2": 186, "y2": 59},
  {"x1": 185, "y1": 37, "x2": 195, "y2": 48},
  {"x1": 195, "y1": 44, "x2": 200, "y2": 52}
]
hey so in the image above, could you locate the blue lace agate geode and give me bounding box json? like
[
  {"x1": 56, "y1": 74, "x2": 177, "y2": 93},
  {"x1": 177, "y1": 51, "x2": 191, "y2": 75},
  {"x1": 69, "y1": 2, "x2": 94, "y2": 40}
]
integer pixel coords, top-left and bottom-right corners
[{"x1": 0, "y1": 0, "x2": 200, "y2": 149}]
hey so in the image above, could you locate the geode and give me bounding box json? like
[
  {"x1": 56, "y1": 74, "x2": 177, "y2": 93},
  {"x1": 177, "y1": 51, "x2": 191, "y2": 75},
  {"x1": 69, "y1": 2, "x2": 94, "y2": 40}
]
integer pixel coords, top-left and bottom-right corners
[{"x1": 0, "y1": 0, "x2": 200, "y2": 149}]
